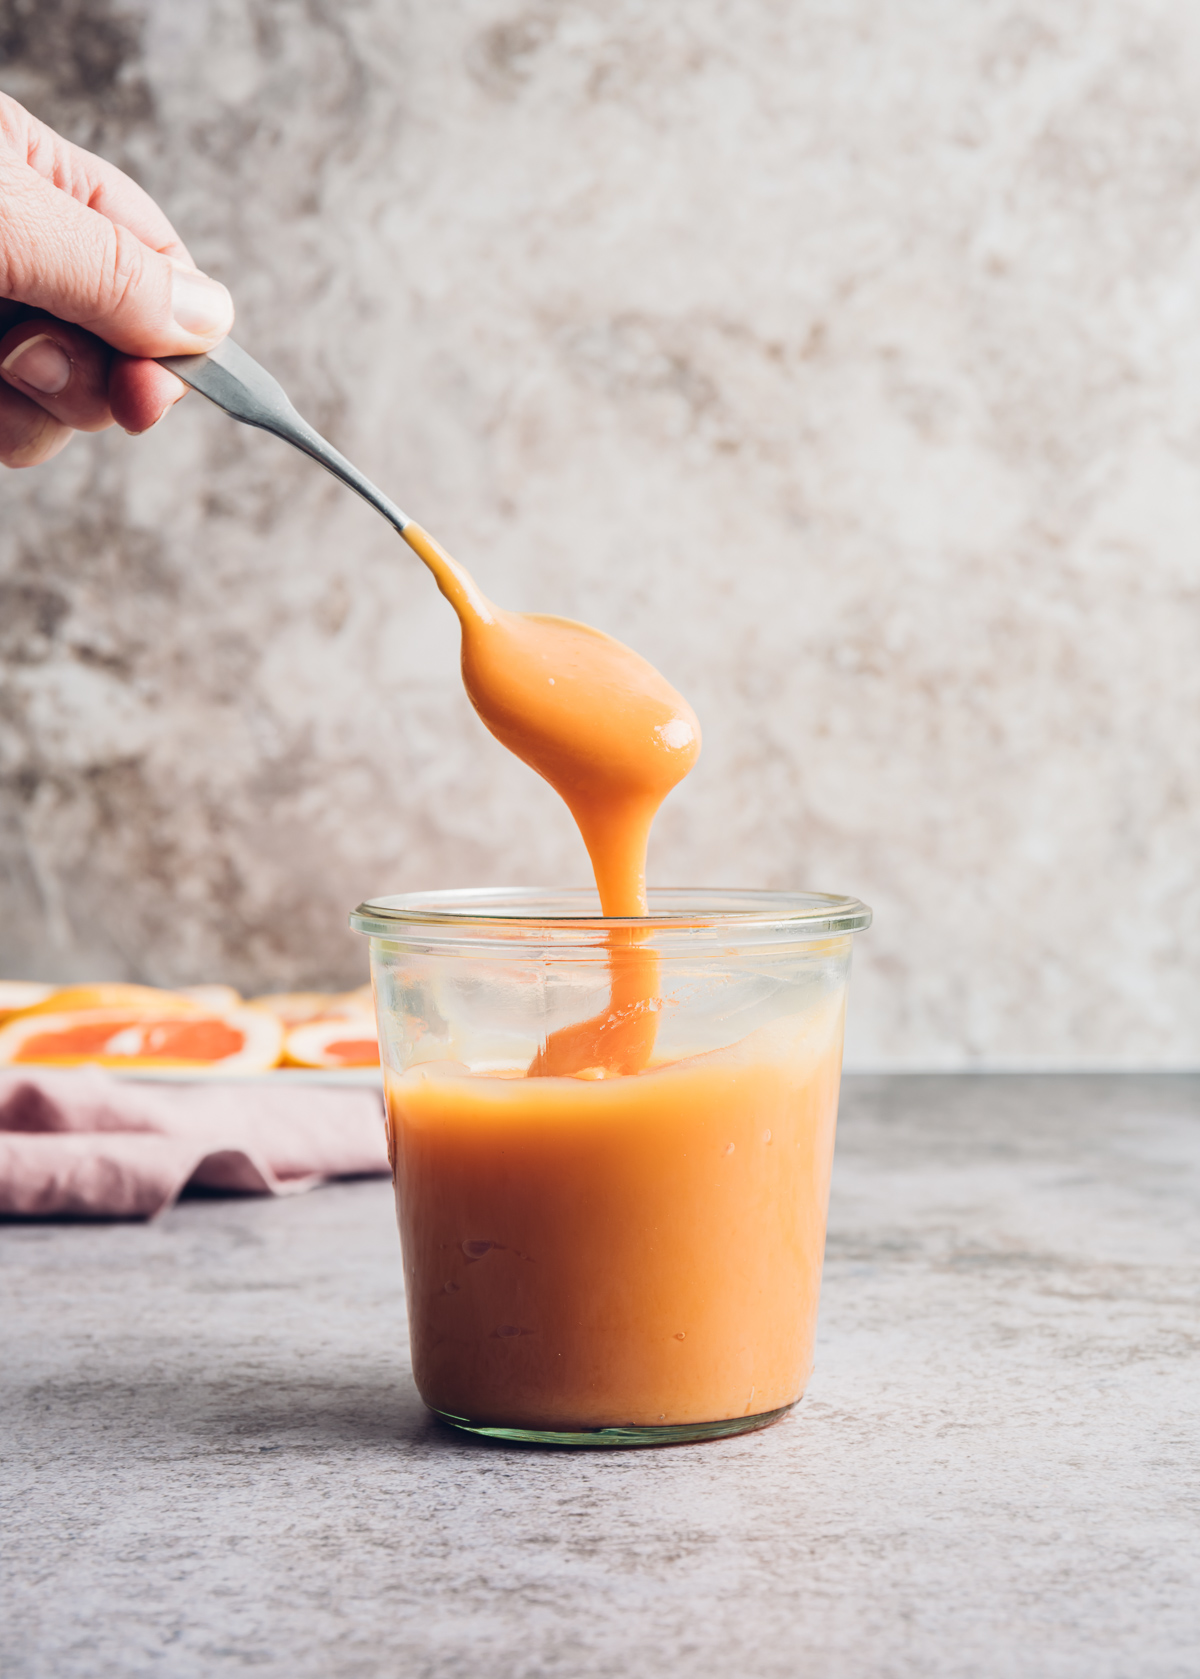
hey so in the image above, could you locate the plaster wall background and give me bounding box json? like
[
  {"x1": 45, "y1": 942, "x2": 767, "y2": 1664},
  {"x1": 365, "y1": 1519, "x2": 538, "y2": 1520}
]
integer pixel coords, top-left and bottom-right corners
[{"x1": 1, "y1": 0, "x2": 1198, "y2": 1069}]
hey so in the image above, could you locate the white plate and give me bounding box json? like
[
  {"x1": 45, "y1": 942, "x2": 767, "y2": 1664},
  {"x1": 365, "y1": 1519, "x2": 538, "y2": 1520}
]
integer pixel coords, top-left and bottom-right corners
[{"x1": 106, "y1": 1066, "x2": 382, "y2": 1088}]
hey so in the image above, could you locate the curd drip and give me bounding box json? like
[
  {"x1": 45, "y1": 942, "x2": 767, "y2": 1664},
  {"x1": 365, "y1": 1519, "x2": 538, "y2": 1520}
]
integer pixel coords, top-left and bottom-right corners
[{"x1": 382, "y1": 521, "x2": 845, "y2": 1432}]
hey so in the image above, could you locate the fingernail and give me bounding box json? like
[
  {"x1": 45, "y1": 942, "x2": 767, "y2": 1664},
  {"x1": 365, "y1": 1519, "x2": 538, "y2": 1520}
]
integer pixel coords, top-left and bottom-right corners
[
  {"x1": 1, "y1": 334, "x2": 72, "y2": 395},
  {"x1": 171, "y1": 266, "x2": 234, "y2": 340}
]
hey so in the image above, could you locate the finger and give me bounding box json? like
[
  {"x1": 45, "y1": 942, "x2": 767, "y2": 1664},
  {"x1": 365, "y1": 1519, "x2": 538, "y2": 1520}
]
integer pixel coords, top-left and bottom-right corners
[
  {"x1": 0, "y1": 151, "x2": 234, "y2": 357},
  {"x1": 109, "y1": 355, "x2": 188, "y2": 435},
  {"x1": 1, "y1": 92, "x2": 190, "y2": 261},
  {"x1": 0, "y1": 382, "x2": 73, "y2": 468},
  {"x1": 0, "y1": 319, "x2": 188, "y2": 437},
  {"x1": 0, "y1": 317, "x2": 114, "y2": 433}
]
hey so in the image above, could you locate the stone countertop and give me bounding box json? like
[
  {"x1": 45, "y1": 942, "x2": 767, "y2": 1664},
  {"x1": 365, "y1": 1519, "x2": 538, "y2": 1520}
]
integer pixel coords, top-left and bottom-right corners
[{"x1": 3, "y1": 1075, "x2": 1199, "y2": 1679}]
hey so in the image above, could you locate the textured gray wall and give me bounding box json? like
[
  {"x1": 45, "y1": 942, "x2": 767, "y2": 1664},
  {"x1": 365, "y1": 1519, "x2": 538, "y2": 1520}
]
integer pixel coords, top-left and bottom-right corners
[{"x1": 1, "y1": 0, "x2": 1198, "y2": 1068}]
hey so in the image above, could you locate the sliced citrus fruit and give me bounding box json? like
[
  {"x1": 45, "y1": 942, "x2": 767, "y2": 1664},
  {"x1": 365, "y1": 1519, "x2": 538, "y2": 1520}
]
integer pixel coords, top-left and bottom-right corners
[
  {"x1": 245, "y1": 991, "x2": 345, "y2": 1028},
  {"x1": 284, "y1": 1016, "x2": 380, "y2": 1070},
  {"x1": 0, "y1": 982, "x2": 54, "y2": 1025},
  {"x1": 11, "y1": 983, "x2": 205, "y2": 1020},
  {"x1": 330, "y1": 983, "x2": 374, "y2": 1014},
  {"x1": 179, "y1": 983, "x2": 243, "y2": 1012},
  {"x1": 0, "y1": 1006, "x2": 284, "y2": 1073}
]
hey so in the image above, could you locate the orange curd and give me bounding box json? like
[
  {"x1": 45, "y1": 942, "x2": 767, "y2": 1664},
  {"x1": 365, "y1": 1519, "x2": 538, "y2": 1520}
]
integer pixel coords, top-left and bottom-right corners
[
  {"x1": 401, "y1": 523, "x2": 699, "y2": 922},
  {"x1": 360, "y1": 523, "x2": 864, "y2": 1438},
  {"x1": 391, "y1": 1011, "x2": 844, "y2": 1431}
]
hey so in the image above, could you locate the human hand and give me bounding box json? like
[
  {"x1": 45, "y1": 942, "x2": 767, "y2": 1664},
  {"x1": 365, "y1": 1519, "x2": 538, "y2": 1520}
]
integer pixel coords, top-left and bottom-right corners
[{"x1": 0, "y1": 92, "x2": 234, "y2": 468}]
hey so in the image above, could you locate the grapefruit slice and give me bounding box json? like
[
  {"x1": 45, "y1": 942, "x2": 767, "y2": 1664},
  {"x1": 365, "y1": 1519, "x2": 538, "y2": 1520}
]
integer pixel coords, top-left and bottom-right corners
[
  {"x1": 12, "y1": 983, "x2": 205, "y2": 1020},
  {"x1": 332, "y1": 984, "x2": 374, "y2": 1013},
  {"x1": 248, "y1": 987, "x2": 373, "y2": 1028},
  {"x1": 246, "y1": 991, "x2": 344, "y2": 1028},
  {"x1": 179, "y1": 983, "x2": 243, "y2": 1012},
  {"x1": 0, "y1": 1006, "x2": 284, "y2": 1073},
  {"x1": 0, "y1": 982, "x2": 54, "y2": 1025},
  {"x1": 284, "y1": 1016, "x2": 379, "y2": 1070}
]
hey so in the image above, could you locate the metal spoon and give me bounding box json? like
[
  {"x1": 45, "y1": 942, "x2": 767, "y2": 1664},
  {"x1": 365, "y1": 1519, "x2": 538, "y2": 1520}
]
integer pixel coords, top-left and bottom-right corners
[{"x1": 158, "y1": 338, "x2": 411, "y2": 534}]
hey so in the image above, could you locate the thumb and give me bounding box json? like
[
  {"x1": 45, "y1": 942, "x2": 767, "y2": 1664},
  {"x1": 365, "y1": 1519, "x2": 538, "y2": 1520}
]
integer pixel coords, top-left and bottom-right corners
[{"x1": 0, "y1": 151, "x2": 234, "y2": 357}]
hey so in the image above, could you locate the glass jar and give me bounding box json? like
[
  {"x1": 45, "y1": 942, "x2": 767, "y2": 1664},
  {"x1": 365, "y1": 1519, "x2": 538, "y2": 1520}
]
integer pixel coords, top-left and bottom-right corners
[{"x1": 350, "y1": 887, "x2": 871, "y2": 1447}]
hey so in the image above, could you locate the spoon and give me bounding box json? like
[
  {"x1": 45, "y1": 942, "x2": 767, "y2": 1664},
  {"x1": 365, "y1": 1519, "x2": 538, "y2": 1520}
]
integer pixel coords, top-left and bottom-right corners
[
  {"x1": 158, "y1": 338, "x2": 412, "y2": 534},
  {"x1": 160, "y1": 337, "x2": 701, "y2": 933}
]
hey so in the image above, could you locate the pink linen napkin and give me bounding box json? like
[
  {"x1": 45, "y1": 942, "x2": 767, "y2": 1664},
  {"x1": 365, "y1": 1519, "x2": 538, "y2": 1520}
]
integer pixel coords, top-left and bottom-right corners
[{"x1": 0, "y1": 1068, "x2": 391, "y2": 1219}]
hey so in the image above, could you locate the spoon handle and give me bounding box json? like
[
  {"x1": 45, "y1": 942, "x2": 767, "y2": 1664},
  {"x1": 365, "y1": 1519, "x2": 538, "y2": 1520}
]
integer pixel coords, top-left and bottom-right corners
[{"x1": 157, "y1": 339, "x2": 411, "y2": 534}]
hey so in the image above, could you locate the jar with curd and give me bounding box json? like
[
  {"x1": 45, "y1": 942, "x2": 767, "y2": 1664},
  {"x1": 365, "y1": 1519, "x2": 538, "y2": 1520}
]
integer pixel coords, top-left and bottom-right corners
[{"x1": 352, "y1": 886, "x2": 871, "y2": 1447}]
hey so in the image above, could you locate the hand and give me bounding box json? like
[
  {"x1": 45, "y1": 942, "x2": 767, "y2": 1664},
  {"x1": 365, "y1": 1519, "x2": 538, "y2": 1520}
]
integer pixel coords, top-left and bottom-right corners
[{"x1": 0, "y1": 92, "x2": 234, "y2": 468}]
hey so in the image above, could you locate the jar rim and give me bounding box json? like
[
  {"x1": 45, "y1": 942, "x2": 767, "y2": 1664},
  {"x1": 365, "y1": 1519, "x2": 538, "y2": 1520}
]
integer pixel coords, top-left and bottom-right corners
[{"x1": 350, "y1": 886, "x2": 871, "y2": 943}]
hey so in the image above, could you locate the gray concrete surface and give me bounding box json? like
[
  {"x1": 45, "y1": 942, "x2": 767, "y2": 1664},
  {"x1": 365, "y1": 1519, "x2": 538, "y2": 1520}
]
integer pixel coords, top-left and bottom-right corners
[
  {"x1": 3, "y1": 1073, "x2": 1199, "y2": 1678},
  {"x1": 3, "y1": 4, "x2": 1200, "y2": 1070}
]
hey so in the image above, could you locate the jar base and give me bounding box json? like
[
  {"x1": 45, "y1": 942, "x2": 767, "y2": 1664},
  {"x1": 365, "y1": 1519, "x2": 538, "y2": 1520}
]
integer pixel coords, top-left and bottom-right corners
[{"x1": 431, "y1": 1403, "x2": 795, "y2": 1448}]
